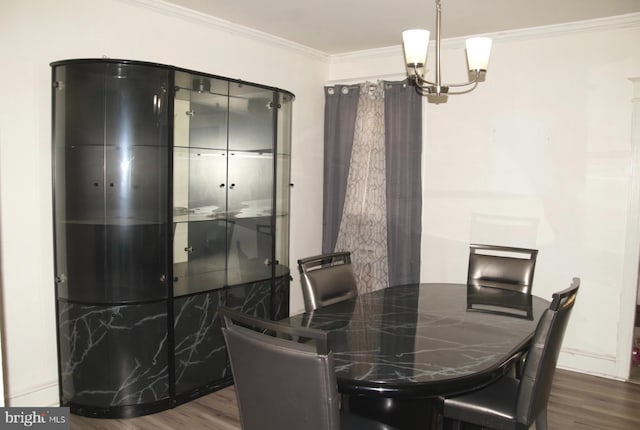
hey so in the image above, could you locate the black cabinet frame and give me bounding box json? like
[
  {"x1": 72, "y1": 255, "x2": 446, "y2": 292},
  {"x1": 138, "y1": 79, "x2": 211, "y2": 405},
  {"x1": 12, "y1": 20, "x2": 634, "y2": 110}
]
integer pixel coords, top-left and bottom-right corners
[{"x1": 51, "y1": 59, "x2": 293, "y2": 418}]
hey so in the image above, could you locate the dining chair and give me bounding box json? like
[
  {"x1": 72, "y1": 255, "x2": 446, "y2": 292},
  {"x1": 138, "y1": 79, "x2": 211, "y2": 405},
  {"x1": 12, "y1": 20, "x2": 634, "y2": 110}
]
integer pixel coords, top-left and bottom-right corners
[
  {"x1": 468, "y1": 244, "x2": 539, "y2": 378},
  {"x1": 440, "y1": 277, "x2": 580, "y2": 430},
  {"x1": 467, "y1": 244, "x2": 539, "y2": 294},
  {"x1": 298, "y1": 251, "x2": 358, "y2": 312},
  {"x1": 218, "y1": 307, "x2": 397, "y2": 430}
]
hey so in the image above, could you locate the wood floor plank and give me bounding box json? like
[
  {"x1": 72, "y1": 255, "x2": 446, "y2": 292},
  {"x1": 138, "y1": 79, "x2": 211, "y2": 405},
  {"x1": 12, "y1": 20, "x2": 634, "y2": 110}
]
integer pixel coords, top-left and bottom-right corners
[
  {"x1": 546, "y1": 370, "x2": 640, "y2": 429},
  {"x1": 70, "y1": 387, "x2": 241, "y2": 430},
  {"x1": 71, "y1": 369, "x2": 640, "y2": 429}
]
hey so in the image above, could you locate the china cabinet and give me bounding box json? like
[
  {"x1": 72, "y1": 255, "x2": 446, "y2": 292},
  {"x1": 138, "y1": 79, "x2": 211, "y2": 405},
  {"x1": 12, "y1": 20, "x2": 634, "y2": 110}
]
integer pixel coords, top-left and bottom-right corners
[{"x1": 52, "y1": 59, "x2": 293, "y2": 417}]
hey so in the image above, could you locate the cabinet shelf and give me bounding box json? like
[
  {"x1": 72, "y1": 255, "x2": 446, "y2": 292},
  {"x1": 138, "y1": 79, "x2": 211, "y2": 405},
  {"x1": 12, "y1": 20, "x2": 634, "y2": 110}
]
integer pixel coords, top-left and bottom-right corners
[
  {"x1": 62, "y1": 219, "x2": 165, "y2": 225},
  {"x1": 173, "y1": 146, "x2": 275, "y2": 157}
]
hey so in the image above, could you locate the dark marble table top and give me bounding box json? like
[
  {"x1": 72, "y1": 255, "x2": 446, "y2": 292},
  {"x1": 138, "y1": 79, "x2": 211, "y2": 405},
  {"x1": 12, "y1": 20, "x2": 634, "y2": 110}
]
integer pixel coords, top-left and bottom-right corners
[{"x1": 284, "y1": 283, "x2": 549, "y2": 398}]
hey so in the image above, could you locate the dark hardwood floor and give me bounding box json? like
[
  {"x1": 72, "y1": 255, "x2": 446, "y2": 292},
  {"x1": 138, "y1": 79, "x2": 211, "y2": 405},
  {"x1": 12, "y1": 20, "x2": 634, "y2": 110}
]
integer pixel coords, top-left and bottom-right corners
[
  {"x1": 547, "y1": 369, "x2": 640, "y2": 429},
  {"x1": 71, "y1": 369, "x2": 640, "y2": 429}
]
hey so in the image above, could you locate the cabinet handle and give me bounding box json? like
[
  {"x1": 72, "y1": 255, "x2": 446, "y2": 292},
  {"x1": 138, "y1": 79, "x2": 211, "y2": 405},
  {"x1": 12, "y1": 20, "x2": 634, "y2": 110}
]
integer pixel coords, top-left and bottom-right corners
[
  {"x1": 185, "y1": 246, "x2": 193, "y2": 253},
  {"x1": 229, "y1": 183, "x2": 236, "y2": 189},
  {"x1": 153, "y1": 94, "x2": 162, "y2": 115},
  {"x1": 219, "y1": 183, "x2": 225, "y2": 188}
]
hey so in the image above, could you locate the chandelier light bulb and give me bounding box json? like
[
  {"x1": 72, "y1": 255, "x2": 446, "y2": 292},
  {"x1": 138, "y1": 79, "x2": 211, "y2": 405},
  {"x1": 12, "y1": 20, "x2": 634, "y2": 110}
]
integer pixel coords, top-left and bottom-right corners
[
  {"x1": 402, "y1": 29, "x2": 430, "y2": 67},
  {"x1": 465, "y1": 37, "x2": 492, "y2": 71}
]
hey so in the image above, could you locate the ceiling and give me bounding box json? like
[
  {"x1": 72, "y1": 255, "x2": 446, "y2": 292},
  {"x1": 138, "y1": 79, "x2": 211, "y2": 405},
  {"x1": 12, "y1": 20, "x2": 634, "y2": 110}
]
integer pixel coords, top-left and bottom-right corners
[{"x1": 160, "y1": 0, "x2": 640, "y2": 54}]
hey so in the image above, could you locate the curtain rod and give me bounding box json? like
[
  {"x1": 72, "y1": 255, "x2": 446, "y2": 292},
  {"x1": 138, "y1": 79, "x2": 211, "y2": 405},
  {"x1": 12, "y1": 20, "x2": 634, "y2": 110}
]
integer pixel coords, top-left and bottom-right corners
[{"x1": 324, "y1": 73, "x2": 407, "y2": 86}]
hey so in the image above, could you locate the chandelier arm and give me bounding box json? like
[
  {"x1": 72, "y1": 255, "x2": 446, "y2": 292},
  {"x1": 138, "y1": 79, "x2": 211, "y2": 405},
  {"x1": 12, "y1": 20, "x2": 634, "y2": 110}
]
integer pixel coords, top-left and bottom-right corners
[
  {"x1": 444, "y1": 71, "x2": 482, "y2": 88},
  {"x1": 411, "y1": 69, "x2": 437, "y2": 87},
  {"x1": 412, "y1": 68, "x2": 481, "y2": 90},
  {"x1": 447, "y1": 81, "x2": 479, "y2": 95},
  {"x1": 412, "y1": 74, "x2": 481, "y2": 89},
  {"x1": 412, "y1": 84, "x2": 436, "y2": 96}
]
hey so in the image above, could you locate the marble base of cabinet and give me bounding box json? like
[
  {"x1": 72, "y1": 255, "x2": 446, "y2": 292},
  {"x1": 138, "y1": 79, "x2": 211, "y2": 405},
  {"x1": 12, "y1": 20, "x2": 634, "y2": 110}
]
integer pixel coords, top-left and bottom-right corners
[
  {"x1": 58, "y1": 275, "x2": 289, "y2": 418},
  {"x1": 58, "y1": 300, "x2": 170, "y2": 417}
]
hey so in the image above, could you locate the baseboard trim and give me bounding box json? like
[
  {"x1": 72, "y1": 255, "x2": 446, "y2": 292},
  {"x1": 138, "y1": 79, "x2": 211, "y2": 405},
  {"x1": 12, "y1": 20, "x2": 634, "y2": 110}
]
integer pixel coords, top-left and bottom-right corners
[
  {"x1": 8, "y1": 380, "x2": 59, "y2": 407},
  {"x1": 558, "y1": 347, "x2": 622, "y2": 379}
]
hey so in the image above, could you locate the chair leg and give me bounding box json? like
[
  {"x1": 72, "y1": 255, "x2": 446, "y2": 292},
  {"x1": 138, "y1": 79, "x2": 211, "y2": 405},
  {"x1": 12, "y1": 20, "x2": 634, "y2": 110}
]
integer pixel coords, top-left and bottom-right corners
[
  {"x1": 440, "y1": 417, "x2": 459, "y2": 430},
  {"x1": 433, "y1": 409, "x2": 443, "y2": 430},
  {"x1": 535, "y1": 407, "x2": 548, "y2": 430},
  {"x1": 515, "y1": 353, "x2": 526, "y2": 378}
]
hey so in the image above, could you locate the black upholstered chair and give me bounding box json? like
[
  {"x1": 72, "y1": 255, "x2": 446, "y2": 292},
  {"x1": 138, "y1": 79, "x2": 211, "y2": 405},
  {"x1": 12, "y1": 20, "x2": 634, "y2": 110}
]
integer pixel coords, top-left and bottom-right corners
[
  {"x1": 219, "y1": 307, "x2": 396, "y2": 430},
  {"x1": 468, "y1": 244, "x2": 539, "y2": 377},
  {"x1": 298, "y1": 252, "x2": 358, "y2": 312},
  {"x1": 441, "y1": 278, "x2": 580, "y2": 430},
  {"x1": 467, "y1": 244, "x2": 538, "y2": 294}
]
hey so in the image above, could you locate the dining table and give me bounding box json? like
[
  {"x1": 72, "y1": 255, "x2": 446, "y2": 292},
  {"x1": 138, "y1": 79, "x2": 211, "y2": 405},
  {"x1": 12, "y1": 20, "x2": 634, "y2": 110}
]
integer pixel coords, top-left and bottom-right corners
[{"x1": 282, "y1": 282, "x2": 549, "y2": 430}]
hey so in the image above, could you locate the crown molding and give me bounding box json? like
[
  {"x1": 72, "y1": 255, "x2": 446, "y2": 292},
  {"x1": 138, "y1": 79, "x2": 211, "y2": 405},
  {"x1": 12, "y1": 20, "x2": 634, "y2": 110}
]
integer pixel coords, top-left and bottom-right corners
[
  {"x1": 485, "y1": 12, "x2": 640, "y2": 44},
  {"x1": 117, "y1": 1, "x2": 640, "y2": 64},
  {"x1": 334, "y1": 12, "x2": 640, "y2": 59},
  {"x1": 119, "y1": 0, "x2": 329, "y2": 61}
]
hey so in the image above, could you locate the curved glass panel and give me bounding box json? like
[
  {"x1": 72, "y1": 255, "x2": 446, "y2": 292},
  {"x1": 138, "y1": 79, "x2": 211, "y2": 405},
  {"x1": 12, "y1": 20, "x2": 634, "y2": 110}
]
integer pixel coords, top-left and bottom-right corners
[{"x1": 53, "y1": 62, "x2": 170, "y2": 302}]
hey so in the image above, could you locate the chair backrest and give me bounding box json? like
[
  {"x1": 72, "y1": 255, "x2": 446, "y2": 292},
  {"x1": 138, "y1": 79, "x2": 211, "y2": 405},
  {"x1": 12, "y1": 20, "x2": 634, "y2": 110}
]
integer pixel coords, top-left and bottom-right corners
[
  {"x1": 219, "y1": 307, "x2": 341, "y2": 430},
  {"x1": 466, "y1": 283, "x2": 534, "y2": 320},
  {"x1": 298, "y1": 252, "x2": 358, "y2": 311},
  {"x1": 515, "y1": 277, "x2": 580, "y2": 426},
  {"x1": 467, "y1": 244, "x2": 539, "y2": 294}
]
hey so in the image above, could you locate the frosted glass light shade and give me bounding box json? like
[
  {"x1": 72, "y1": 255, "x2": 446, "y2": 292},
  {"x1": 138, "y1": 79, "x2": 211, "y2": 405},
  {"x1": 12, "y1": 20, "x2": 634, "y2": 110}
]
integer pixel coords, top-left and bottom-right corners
[
  {"x1": 465, "y1": 37, "x2": 492, "y2": 71},
  {"x1": 402, "y1": 29, "x2": 430, "y2": 67}
]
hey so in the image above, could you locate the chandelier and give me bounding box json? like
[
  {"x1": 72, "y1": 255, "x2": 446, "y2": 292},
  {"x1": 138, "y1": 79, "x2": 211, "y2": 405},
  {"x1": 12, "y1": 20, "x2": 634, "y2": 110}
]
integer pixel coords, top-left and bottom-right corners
[{"x1": 402, "y1": 0, "x2": 492, "y2": 97}]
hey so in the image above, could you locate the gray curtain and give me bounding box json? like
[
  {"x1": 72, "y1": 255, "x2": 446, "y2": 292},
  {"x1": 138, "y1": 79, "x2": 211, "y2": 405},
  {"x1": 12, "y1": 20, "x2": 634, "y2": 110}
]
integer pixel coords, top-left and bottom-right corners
[
  {"x1": 384, "y1": 81, "x2": 422, "y2": 286},
  {"x1": 322, "y1": 85, "x2": 360, "y2": 254},
  {"x1": 323, "y1": 80, "x2": 422, "y2": 287}
]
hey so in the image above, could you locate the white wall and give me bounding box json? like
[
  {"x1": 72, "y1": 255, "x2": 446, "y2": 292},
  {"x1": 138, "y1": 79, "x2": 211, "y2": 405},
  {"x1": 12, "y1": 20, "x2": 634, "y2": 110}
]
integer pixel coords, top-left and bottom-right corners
[
  {"x1": 328, "y1": 18, "x2": 640, "y2": 380},
  {"x1": 0, "y1": 0, "x2": 326, "y2": 405}
]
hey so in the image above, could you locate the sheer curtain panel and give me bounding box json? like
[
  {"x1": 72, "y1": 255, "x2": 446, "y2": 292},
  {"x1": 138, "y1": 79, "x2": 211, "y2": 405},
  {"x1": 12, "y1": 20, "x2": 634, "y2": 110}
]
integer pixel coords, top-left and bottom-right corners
[{"x1": 335, "y1": 82, "x2": 389, "y2": 294}]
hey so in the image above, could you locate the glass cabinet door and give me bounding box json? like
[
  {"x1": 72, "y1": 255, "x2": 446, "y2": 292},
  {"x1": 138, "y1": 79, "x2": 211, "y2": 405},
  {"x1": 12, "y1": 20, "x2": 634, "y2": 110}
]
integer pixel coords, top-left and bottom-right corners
[
  {"x1": 226, "y1": 83, "x2": 276, "y2": 286},
  {"x1": 171, "y1": 74, "x2": 288, "y2": 294},
  {"x1": 53, "y1": 62, "x2": 170, "y2": 303},
  {"x1": 172, "y1": 74, "x2": 231, "y2": 296}
]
